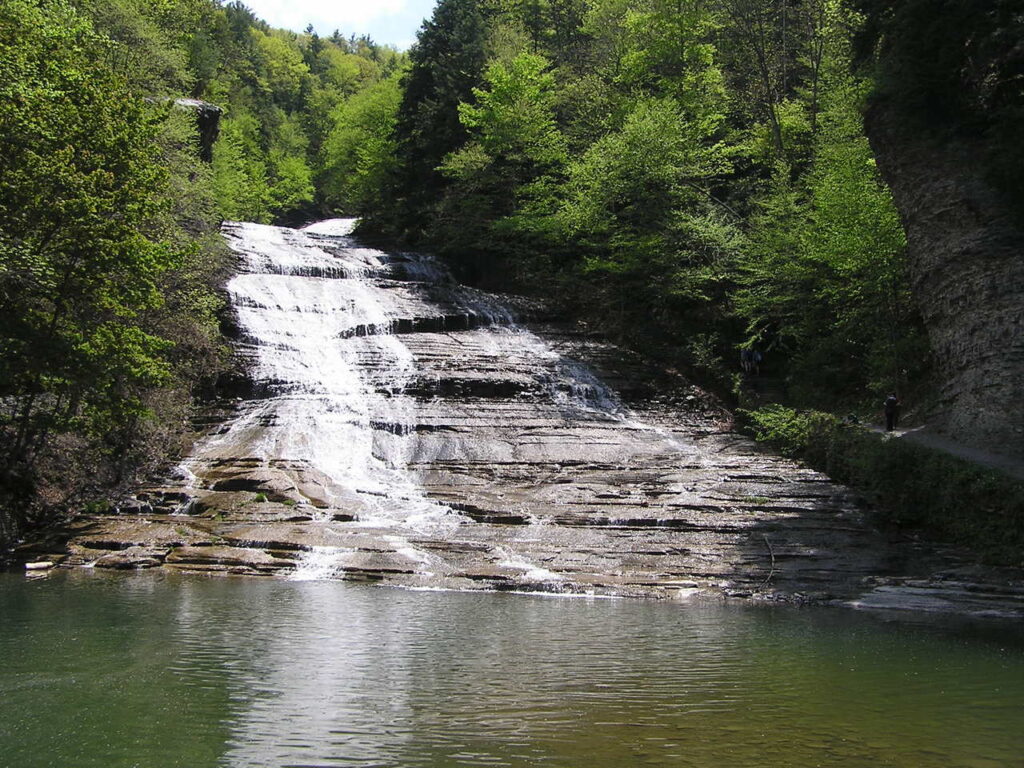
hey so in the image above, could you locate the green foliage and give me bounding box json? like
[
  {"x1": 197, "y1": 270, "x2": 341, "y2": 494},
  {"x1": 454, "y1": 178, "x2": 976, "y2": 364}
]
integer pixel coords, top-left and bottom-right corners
[
  {"x1": 545, "y1": 92, "x2": 738, "y2": 363},
  {"x1": 557, "y1": 97, "x2": 725, "y2": 247},
  {"x1": 742, "y1": 406, "x2": 1024, "y2": 565},
  {"x1": 377, "y1": 0, "x2": 490, "y2": 241},
  {"x1": 321, "y1": 74, "x2": 403, "y2": 213},
  {"x1": 159, "y1": 1, "x2": 407, "y2": 224},
  {"x1": 434, "y1": 52, "x2": 567, "y2": 254},
  {"x1": 732, "y1": 33, "x2": 926, "y2": 405},
  {"x1": 75, "y1": 0, "x2": 204, "y2": 94},
  {"x1": 1, "y1": 1, "x2": 172, "y2": 426},
  {"x1": 459, "y1": 53, "x2": 567, "y2": 167},
  {"x1": 252, "y1": 29, "x2": 309, "y2": 108},
  {"x1": 0, "y1": 0, "x2": 230, "y2": 539},
  {"x1": 616, "y1": 0, "x2": 724, "y2": 111},
  {"x1": 360, "y1": 0, "x2": 931, "y2": 407},
  {"x1": 212, "y1": 112, "x2": 273, "y2": 221}
]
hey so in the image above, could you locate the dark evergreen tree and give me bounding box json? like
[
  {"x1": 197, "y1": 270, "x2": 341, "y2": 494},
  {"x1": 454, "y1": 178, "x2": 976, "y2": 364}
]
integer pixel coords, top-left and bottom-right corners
[{"x1": 380, "y1": 0, "x2": 490, "y2": 241}]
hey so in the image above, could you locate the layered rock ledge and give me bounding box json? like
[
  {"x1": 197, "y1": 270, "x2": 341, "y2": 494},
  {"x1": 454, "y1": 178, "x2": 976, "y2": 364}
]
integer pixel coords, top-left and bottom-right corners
[{"x1": 17, "y1": 220, "x2": 1024, "y2": 619}]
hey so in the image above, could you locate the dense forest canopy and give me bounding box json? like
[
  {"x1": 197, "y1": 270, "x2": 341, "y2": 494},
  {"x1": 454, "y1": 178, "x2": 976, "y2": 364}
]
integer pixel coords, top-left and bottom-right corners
[
  {"x1": 359, "y1": 0, "x2": 927, "y2": 409},
  {"x1": 0, "y1": 0, "x2": 405, "y2": 540},
  {"x1": 4, "y1": 0, "x2": 1019, "y2": 543}
]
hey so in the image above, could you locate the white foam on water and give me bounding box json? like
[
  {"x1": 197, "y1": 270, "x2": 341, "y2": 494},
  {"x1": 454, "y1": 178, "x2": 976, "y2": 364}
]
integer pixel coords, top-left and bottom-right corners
[
  {"x1": 183, "y1": 220, "x2": 691, "y2": 582},
  {"x1": 495, "y1": 547, "x2": 565, "y2": 584},
  {"x1": 290, "y1": 546, "x2": 351, "y2": 581},
  {"x1": 181, "y1": 222, "x2": 465, "y2": 579},
  {"x1": 301, "y1": 218, "x2": 358, "y2": 236}
]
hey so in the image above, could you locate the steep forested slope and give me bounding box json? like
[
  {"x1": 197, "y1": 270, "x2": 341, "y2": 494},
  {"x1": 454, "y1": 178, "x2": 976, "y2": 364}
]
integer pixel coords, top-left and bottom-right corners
[
  {"x1": 359, "y1": 0, "x2": 929, "y2": 415},
  {"x1": 0, "y1": 0, "x2": 404, "y2": 543}
]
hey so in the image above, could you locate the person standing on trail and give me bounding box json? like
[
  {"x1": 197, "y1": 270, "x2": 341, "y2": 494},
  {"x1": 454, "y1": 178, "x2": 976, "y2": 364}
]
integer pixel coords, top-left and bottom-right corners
[
  {"x1": 740, "y1": 347, "x2": 762, "y2": 376},
  {"x1": 740, "y1": 348, "x2": 753, "y2": 374},
  {"x1": 883, "y1": 392, "x2": 901, "y2": 432}
]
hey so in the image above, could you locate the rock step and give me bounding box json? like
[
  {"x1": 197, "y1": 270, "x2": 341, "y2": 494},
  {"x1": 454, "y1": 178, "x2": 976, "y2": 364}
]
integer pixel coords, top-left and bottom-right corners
[{"x1": 338, "y1": 312, "x2": 514, "y2": 339}]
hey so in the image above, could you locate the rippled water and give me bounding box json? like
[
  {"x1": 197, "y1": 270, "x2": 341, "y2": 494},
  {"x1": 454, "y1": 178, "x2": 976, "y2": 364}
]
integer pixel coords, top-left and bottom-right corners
[{"x1": 1, "y1": 572, "x2": 1022, "y2": 768}]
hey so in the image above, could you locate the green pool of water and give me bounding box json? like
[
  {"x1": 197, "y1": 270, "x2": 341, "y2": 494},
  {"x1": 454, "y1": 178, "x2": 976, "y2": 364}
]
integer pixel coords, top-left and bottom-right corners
[{"x1": 1, "y1": 571, "x2": 1021, "y2": 767}]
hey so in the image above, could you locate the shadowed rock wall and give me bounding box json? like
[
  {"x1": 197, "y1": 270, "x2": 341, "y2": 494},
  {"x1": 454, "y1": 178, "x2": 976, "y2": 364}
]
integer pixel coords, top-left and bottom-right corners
[
  {"x1": 865, "y1": 109, "x2": 1024, "y2": 457},
  {"x1": 173, "y1": 98, "x2": 221, "y2": 162},
  {"x1": 856, "y1": 0, "x2": 1024, "y2": 456}
]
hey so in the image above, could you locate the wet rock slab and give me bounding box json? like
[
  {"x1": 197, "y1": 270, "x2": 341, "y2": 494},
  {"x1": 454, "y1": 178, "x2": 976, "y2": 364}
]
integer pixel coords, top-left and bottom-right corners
[{"x1": 27, "y1": 221, "x2": 1024, "y2": 618}]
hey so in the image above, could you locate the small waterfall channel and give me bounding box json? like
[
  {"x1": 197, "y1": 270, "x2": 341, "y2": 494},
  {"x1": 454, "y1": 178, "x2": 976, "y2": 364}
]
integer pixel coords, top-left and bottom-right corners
[{"x1": 182, "y1": 219, "x2": 628, "y2": 583}]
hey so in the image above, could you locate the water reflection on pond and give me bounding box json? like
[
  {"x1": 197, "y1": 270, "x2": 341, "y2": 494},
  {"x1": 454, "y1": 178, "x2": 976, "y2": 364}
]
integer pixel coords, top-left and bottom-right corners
[{"x1": 1, "y1": 571, "x2": 1022, "y2": 768}]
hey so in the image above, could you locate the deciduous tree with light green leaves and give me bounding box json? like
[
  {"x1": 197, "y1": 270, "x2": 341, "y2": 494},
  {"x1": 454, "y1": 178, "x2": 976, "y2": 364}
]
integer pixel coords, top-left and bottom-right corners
[
  {"x1": 436, "y1": 52, "x2": 567, "y2": 254},
  {"x1": 732, "y1": 29, "x2": 924, "y2": 404},
  {"x1": 320, "y1": 74, "x2": 403, "y2": 214},
  {"x1": 0, "y1": 0, "x2": 197, "y2": 533}
]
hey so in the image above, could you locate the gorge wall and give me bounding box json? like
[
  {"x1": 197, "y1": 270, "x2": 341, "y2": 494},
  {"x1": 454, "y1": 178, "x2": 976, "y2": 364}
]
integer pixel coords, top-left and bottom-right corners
[
  {"x1": 858, "y1": 0, "x2": 1024, "y2": 458},
  {"x1": 866, "y1": 110, "x2": 1024, "y2": 457}
]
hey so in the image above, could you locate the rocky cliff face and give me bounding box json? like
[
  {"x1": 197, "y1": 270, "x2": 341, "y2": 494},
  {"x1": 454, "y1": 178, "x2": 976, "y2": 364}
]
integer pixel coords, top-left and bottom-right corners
[
  {"x1": 865, "y1": 107, "x2": 1024, "y2": 458},
  {"x1": 173, "y1": 98, "x2": 221, "y2": 162}
]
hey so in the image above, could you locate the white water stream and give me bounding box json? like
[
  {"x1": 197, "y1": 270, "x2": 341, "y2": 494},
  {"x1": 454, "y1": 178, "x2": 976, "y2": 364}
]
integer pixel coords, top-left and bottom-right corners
[{"x1": 179, "y1": 220, "x2": 639, "y2": 580}]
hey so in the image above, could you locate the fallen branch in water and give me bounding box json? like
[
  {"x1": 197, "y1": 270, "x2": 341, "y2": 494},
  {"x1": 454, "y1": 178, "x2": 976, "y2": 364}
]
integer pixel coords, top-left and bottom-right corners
[{"x1": 761, "y1": 534, "x2": 776, "y2": 587}]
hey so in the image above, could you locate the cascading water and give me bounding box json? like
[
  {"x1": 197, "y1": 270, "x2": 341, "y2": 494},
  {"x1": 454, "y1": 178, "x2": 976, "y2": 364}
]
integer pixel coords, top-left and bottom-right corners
[
  {"x1": 179, "y1": 219, "x2": 631, "y2": 582},
  {"x1": 57, "y1": 219, "x2": 983, "y2": 608}
]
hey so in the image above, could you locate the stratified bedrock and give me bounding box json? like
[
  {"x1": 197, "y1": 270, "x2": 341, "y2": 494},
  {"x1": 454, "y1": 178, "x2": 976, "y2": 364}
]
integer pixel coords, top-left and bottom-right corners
[{"x1": 22, "y1": 221, "x2": 1024, "y2": 618}]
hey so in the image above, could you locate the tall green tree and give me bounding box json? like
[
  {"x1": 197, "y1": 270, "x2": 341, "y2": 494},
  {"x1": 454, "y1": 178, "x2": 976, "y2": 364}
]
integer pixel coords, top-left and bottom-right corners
[
  {"x1": 437, "y1": 52, "x2": 567, "y2": 254},
  {"x1": 377, "y1": 0, "x2": 491, "y2": 241},
  {"x1": 0, "y1": 0, "x2": 195, "y2": 530},
  {"x1": 733, "y1": 30, "x2": 922, "y2": 403},
  {"x1": 320, "y1": 73, "x2": 403, "y2": 214}
]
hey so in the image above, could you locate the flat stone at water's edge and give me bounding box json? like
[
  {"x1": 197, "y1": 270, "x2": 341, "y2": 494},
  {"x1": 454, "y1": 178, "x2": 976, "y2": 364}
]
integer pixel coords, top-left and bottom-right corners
[{"x1": 23, "y1": 220, "x2": 1024, "y2": 618}]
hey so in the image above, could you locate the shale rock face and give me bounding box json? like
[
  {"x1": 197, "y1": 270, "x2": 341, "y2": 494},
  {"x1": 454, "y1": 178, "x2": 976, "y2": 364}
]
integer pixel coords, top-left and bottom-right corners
[
  {"x1": 866, "y1": 110, "x2": 1024, "y2": 459},
  {"x1": 28, "y1": 220, "x2": 1023, "y2": 616},
  {"x1": 173, "y1": 98, "x2": 221, "y2": 162}
]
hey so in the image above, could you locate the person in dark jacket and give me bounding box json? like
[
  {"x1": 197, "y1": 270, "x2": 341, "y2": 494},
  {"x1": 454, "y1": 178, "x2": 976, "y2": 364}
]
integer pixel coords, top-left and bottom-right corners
[
  {"x1": 883, "y1": 393, "x2": 901, "y2": 432},
  {"x1": 740, "y1": 348, "x2": 753, "y2": 374}
]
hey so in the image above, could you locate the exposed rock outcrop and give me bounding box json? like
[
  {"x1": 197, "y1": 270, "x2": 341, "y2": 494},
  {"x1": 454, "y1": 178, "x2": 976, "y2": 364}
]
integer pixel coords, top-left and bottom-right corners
[
  {"x1": 173, "y1": 98, "x2": 221, "y2": 162},
  {"x1": 856, "y1": 1, "x2": 1024, "y2": 458},
  {"x1": 865, "y1": 108, "x2": 1024, "y2": 458},
  {"x1": 21, "y1": 219, "x2": 1023, "y2": 617}
]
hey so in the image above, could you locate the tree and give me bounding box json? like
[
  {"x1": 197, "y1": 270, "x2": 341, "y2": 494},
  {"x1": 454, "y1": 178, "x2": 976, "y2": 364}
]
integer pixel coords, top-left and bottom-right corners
[
  {"x1": 436, "y1": 52, "x2": 567, "y2": 257},
  {"x1": 0, "y1": 0, "x2": 191, "y2": 530},
  {"x1": 379, "y1": 0, "x2": 490, "y2": 241},
  {"x1": 321, "y1": 74, "x2": 403, "y2": 213},
  {"x1": 733, "y1": 37, "x2": 921, "y2": 403},
  {"x1": 212, "y1": 111, "x2": 273, "y2": 221}
]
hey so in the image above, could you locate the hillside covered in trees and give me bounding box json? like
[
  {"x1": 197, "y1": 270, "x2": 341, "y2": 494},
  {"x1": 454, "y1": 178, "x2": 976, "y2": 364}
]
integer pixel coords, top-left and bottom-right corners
[
  {"x1": 358, "y1": 0, "x2": 928, "y2": 408},
  {"x1": 356, "y1": 0, "x2": 1023, "y2": 463},
  {"x1": 2, "y1": 0, "x2": 1021, "y2": 547},
  {"x1": 0, "y1": 0, "x2": 404, "y2": 542}
]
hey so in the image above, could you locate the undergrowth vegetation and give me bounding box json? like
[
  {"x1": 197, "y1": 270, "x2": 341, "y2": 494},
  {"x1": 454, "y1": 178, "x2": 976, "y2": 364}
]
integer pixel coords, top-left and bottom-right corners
[{"x1": 741, "y1": 406, "x2": 1024, "y2": 566}]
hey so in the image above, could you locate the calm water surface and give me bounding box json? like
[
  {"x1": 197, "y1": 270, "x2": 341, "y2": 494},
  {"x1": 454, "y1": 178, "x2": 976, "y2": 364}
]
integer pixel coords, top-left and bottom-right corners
[{"x1": 1, "y1": 571, "x2": 1022, "y2": 768}]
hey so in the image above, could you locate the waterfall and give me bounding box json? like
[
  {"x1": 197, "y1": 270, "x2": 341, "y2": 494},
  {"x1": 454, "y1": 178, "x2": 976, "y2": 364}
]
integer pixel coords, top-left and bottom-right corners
[
  {"x1": 180, "y1": 219, "x2": 630, "y2": 581},
  {"x1": 63, "y1": 220, "x2": 910, "y2": 603},
  {"x1": 206, "y1": 221, "x2": 452, "y2": 524}
]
